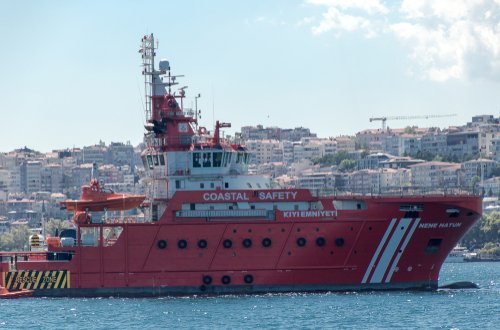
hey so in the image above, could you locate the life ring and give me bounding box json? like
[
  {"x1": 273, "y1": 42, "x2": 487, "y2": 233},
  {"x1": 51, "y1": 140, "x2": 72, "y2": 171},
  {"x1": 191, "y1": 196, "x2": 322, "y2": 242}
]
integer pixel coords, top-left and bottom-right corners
[
  {"x1": 261, "y1": 238, "x2": 272, "y2": 248},
  {"x1": 157, "y1": 240, "x2": 167, "y2": 249},
  {"x1": 296, "y1": 237, "x2": 307, "y2": 247},
  {"x1": 198, "y1": 127, "x2": 207, "y2": 135},
  {"x1": 223, "y1": 239, "x2": 233, "y2": 249},
  {"x1": 242, "y1": 238, "x2": 252, "y2": 248}
]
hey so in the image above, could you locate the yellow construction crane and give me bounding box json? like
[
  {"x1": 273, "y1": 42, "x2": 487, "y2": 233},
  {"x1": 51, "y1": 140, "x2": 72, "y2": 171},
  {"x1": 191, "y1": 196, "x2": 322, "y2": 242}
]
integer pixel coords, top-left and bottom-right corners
[{"x1": 369, "y1": 114, "x2": 457, "y2": 130}]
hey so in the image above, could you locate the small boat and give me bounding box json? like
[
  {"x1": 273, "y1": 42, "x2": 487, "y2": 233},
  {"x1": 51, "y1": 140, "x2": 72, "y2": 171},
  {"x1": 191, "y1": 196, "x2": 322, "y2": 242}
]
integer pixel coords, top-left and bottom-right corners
[
  {"x1": 0, "y1": 286, "x2": 33, "y2": 299},
  {"x1": 61, "y1": 178, "x2": 145, "y2": 213},
  {"x1": 445, "y1": 245, "x2": 469, "y2": 263}
]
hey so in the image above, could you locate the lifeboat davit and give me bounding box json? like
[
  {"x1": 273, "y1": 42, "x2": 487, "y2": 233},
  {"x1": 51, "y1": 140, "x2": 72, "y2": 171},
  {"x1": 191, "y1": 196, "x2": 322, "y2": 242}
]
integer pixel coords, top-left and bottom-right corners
[{"x1": 61, "y1": 178, "x2": 145, "y2": 213}]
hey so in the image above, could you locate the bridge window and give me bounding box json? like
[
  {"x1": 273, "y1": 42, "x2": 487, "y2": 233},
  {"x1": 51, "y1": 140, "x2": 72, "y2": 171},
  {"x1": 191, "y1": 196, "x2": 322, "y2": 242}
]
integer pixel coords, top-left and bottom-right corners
[
  {"x1": 203, "y1": 152, "x2": 212, "y2": 167},
  {"x1": 147, "y1": 155, "x2": 153, "y2": 169},
  {"x1": 213, "y1": 152, "x2": 223, "y2": 167},
  {"x1": 223, "y1": 152, "x2": 232, "y2": 167},
  {"x1": 193, "y1": 152, "x2": 201, "y2": 168}
]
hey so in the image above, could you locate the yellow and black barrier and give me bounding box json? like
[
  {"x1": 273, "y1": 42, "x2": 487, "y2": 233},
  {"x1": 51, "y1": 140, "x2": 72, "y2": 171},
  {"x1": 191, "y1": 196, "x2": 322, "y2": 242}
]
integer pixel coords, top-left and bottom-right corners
[{"x1": 2, "y1": 270, "x2": 70, "y2": 290}]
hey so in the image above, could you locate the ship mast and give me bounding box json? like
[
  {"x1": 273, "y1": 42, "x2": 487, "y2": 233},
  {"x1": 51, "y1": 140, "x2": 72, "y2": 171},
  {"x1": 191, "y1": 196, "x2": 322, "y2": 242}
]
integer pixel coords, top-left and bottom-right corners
[{"x1": 140, "y1": 34, "x2": 155, "y2": 122}]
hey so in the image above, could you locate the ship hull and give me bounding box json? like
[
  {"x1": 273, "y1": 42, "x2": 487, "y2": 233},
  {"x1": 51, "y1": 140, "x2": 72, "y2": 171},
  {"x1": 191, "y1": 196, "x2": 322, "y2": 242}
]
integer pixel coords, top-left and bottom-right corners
[
  {"x1": 1, "y1": 195, "x2": 481, "y2": 297},
  {"x1": 31, "y1": 280, "x2": 438, "y2": 298}
]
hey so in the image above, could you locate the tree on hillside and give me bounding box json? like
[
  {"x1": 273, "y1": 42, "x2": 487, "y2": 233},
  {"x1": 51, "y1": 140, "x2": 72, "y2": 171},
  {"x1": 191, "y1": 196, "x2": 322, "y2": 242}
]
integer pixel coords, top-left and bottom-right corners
[
  {"x1": 339, "y1": 159, "x2": 357, "y2": 172},
  {"x1": 46, "y1": 219, "x2": 71, "y2": 237},
  {"x1": 0, "y1": 225, "x2": 31, "y2": 251},
  {"x1": 312, "y1": 151, "x2": 353, "y2": 166},
  {"x1": 462, "y1": 211, "x2": 500, "y2": 250}
]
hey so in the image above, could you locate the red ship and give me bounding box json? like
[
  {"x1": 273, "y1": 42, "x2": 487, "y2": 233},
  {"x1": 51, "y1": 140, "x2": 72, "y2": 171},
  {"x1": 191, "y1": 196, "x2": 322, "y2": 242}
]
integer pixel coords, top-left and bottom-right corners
[{"x1": 0, "y1": 34, "x2": 482, "y2": 297}]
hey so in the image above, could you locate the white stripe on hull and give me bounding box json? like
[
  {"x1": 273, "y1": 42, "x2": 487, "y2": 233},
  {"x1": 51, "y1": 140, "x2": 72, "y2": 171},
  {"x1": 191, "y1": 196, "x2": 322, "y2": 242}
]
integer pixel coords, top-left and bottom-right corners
[
  {"x1": 361, "y1": 218, "x2": 397, "y2": 284},
  {"x1": 370, "y1": 218, "x2": 412, "y2": 283},
  {"x1": 384, "y1": 218, "x2": 421, "y2": 283}
]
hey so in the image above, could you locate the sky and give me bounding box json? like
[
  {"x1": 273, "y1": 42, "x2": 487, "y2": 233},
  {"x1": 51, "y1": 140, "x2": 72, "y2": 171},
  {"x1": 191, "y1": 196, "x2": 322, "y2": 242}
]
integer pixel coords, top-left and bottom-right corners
[{"x1": 1, "y1": 0, "x2": 500, "y2": 152}]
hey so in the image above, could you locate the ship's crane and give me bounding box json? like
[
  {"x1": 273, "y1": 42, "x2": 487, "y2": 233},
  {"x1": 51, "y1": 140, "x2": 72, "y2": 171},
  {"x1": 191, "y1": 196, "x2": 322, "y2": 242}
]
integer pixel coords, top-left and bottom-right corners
[{"x1": 369, "y1": 114, "x2": 457, "y2": 130}]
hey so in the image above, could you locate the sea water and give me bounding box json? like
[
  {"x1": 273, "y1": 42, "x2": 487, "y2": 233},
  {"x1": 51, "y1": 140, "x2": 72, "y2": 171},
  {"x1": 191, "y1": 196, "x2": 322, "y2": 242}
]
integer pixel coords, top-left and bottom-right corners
[{"x1": 0, "y1": 262, "x2": 498, "y2": 329}]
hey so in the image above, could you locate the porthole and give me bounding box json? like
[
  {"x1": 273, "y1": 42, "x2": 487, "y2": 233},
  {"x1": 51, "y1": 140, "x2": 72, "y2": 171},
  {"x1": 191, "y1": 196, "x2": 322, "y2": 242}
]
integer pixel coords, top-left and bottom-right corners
[
  {"x1": 198, "y1": 239, "x2": 208, "y2": 249},
  {"x1": 157, "y1": 240, "x2": 167, "y2": 249},
  {"x1": 223, "y1": 239, "x2": 233, "y2": 249},
  {"x1": 316, "y1": 237, "x2": 326, "y2": 247},
  {"x1": 203, "y1": 275, "x2": 212, "y2": 285},
  {"x1": 335, "y1": 237, "x2": 345, "y2": 247},
  {"x1": 243, "y1": 238, "x2": 252, "y2": 248},
  {"x1": 178, "y1": 239, "x2": 188, "y2": 249},
  {"x1": 296, "y1": 237, "x2": 307, "y2": 247},
  {"x1": 221, "y1": 275, "x2": 231, "y2": 285},
  {"x1": 262, "y1": 237, "x2": 272, "y2": 248},
  {"x1": 244, "y1": 274, "x2": 254, "y2": 284}
]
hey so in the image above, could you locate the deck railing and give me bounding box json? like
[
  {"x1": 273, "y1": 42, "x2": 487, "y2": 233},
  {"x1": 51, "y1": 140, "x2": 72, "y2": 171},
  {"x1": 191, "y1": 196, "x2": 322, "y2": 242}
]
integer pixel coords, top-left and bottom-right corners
[{"x1": 311, "y1": 186, "x2": 479, "y2": 198}]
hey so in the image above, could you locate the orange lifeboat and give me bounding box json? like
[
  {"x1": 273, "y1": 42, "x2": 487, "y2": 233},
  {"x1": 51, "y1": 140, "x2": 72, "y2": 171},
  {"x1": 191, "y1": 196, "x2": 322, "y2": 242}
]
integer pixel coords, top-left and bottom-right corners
[
  {"x1": 61, "y1": 179, "x2": 145, "y2": 213},
  {"x1": 0, "y1": 286, "x2": 33, "y2": 299}
]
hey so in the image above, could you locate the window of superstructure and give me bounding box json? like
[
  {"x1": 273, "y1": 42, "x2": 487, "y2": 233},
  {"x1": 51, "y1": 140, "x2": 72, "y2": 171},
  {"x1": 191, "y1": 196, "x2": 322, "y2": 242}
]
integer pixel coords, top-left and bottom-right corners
[
  {"x1": 147, "y1": 155, "x2": 153, "y2": 169},
  {"x1": 203, "y1": 152, "x2": 212, "y2": 167},
  {"x1": 159, "y1": 154, "x2": 165, "y2": 166},
  {"x1": 200, "y1": 183, "x2": 204, "y2": 189},
  {"x1": 213, "y1": 152, "x2": 222, "y2": 167},
  {"x1": 153, "y1": 155, "x2": 159, "y2": 166},
  {"x1": 225, "y1": 182, "x2": 229, "y2": 188},
  {"x1": 176, "y1": 180, "x2": 181, "y2": 189},
  {"x1": 193, "y1": 152, "x2": 201, "y2": 168}
]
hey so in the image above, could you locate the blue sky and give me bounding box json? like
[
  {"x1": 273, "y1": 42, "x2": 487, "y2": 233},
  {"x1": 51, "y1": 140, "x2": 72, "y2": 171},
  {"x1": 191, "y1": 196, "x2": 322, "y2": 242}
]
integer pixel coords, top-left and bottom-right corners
[{"x1": 1, "y1": 0, "x2": 500, "y2": 152}]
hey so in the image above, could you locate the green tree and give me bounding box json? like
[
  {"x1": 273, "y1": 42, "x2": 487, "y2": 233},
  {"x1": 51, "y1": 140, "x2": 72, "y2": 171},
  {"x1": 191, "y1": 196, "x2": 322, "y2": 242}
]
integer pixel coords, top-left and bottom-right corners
[
  {"x1": 313, "y1": 151, "x2": 352, "y2": 166},
  {"x1": 480, "y1": 242, "x2": 500, "y2": 256},
  {"x1": 462, "y1": 211, "x2": 500, "y2": 250},
  {"x1": 0, "y1": 225, "x2": 31, "y2": 251},
  {"x1": 470, "y1": 175, "x2": 480, "y2": 189},
  {"x1": 333, "y1": 151, "x2": 350, "y2": 165},
  {"x1": 432, "y1": 155, "x2": 443, "y2": 162},
  {"x1": 339, "y1": 159, "x2": 357, "y2": 172},
  {"x1": 45, "y1": 219, "x2": 71, "y2": 237},
  {"x1": 404, "y1": 126, "x2": 416, "y2": 134}
]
